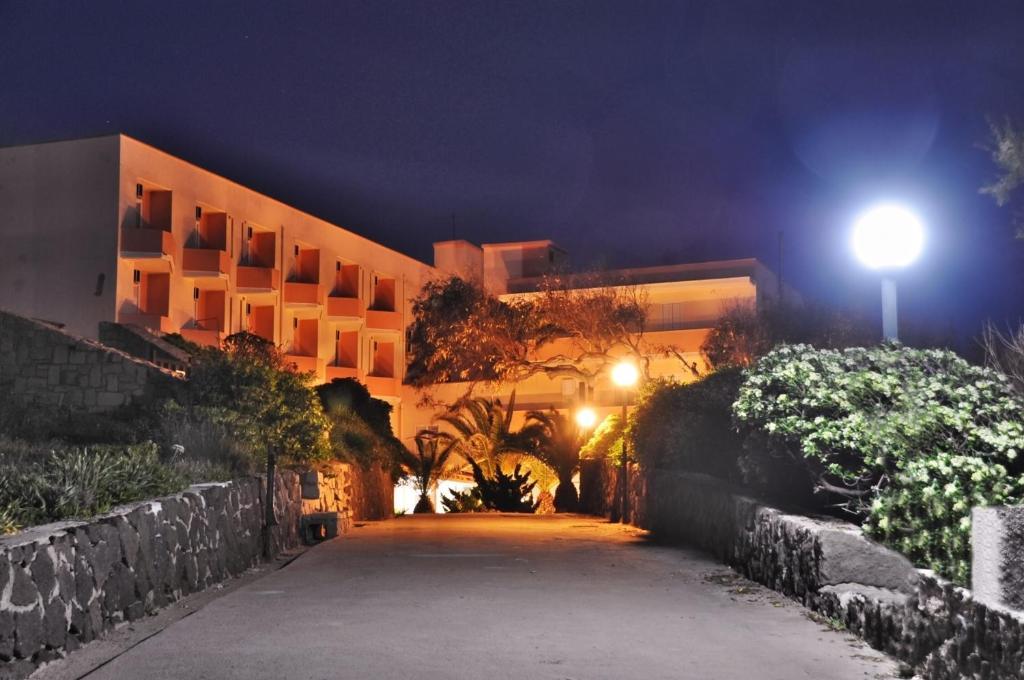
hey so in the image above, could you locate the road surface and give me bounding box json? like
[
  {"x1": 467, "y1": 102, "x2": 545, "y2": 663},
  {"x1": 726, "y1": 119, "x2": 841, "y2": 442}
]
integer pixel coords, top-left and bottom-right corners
[{"x1": 55, "y1": 515, "x2": 901, "y2": 680}]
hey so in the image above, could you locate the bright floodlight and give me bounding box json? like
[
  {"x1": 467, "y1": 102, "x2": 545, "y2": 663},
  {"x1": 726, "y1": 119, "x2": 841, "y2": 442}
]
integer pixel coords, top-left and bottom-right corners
[
  {"x1": 611, "y1": 361, "x2": 639, "y2": 388},
  {"x1": 575, "y1": 407, "x2": 598, "y2": 429},
  {"x1": 852, "y1": 204, "x2": 924, "y2": 270}
]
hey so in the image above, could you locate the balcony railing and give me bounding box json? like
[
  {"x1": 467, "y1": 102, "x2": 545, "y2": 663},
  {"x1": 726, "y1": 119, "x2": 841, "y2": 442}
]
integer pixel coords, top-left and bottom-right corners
[
  {"x1": 326, "y1": 296, "x2": 362, "y2": 319},
  {"x1": 236, "y1": 266, "x2": 281, "y2": 292},
  {"x1": 364, "y1": 375, "x2": 399, "y2": 397},
  {"x1": 118, "y1": 312, "x2": 173, "y2": 333},
  {"x1": 121, "y1": 227, "x2": 176, "y2": 258},
  {"x1": 326, "y1": 365, "x2": 359, "y2": 382},
  {"x1": 182, "y1": 248, "x2": 231, "y2": 277},
  {"x1": 283, "y1": 281, "x2": 324, "y2": 306},
  {"x1": 365, "y1": 309, "x2": 401, "y2": 330},
  {"x1": 179, "y1": 326, "x2": 222, "y2": 347},
  {"x1": 284, "y1": 354, "x2": 325, "y2": 376}
]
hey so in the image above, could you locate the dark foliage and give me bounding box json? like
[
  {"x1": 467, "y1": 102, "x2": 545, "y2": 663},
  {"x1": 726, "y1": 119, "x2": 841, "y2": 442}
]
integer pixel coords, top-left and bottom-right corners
[
  {"x1": 628, "y1": 368, "x2": 745, "y2": 481},
  {"x1": 468, "y1": 459, "x2": 538, "y2": 513}
]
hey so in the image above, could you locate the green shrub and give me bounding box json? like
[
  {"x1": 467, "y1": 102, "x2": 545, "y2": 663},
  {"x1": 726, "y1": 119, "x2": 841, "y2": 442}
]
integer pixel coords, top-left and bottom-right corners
[
  {"x1": 0, "y1": 440, "x2": 189, "y2": 533},
  {"x1": 733, "y1": 343, "x2": 1024, "y2": 583},
  {"x1": 866, "y1": 453, "x2": 1024, "y2": 584},
  {"x1": 468, "y1": 459, "x2": 538, "y2": 513},
  {"x1": 154, "y1": 401, "x2": 262, "y2": 474},
  {"x1": 183, "y1": 332, "x2": 330, "y2": 465},
  {"x1": 441, "y1": 487, "x2": 484, "y2": 513},
  {"x1": 317, "y1": 379, "x2": 405, "y2": 473},
  {"x1": 628, "y1": 369, "x2": 744, "y2": 479},
  {"x1": 580, "y1": 413, "x2": 625, "y2": 463}
]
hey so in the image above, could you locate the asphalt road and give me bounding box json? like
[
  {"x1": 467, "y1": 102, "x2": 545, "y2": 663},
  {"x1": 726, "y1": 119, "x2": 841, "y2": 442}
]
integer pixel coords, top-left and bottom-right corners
[{"x1": 71, "y1": 515, "x2": 900, "y2": 680}]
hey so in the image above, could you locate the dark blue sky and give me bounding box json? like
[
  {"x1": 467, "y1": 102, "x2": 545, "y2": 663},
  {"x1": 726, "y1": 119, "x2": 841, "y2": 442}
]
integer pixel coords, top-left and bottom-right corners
[{"x1": 3, "y1": 1, "x2": 1024, "y2": 343}]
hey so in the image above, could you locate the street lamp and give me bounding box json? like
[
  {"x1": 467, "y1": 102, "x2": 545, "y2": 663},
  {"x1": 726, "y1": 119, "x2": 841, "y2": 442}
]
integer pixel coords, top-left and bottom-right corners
[
  {"x1": 851, "y1": 204, "x2": 924, "y2": 341},
  {"x1": 575, "y1": 406, "x2": 598, "y2": 430},
  {"x1": 611, "y1": 359, "x2": 639, "y2": 524}
]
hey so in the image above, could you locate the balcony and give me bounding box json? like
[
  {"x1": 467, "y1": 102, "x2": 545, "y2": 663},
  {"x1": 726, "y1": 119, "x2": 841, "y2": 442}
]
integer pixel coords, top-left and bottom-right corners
[
  {"x1": 120, "y1": 228, "x2": 176, "y2": 272},
  {"x1": 236, "y1": 265, "x2": 281, "y2": 293},
  {"x1": 326, "y1": 296, "x2": 362, "y2": 319},
  {"x1": 284, "y1": 354, "x2": 325, "y2": 376},
  {"x1": 326, "y1": 365, "x2": 359, "y2": 382},
  {"x1": 118, "y1": 313, "x2": 173, "y2": 334},
  {"x1": 179, "y1": 326, "x2": 222, "y2": 348},
  {"x1": 365, "y1": 309, "x2": 401, "y2": 330},
  {"x1": 364, "y1": 375, "x2": 399, "y2": 397},
  {"x1": 182, "y1": 248, "x2": 231, "y2": 280},
  {"x1": 284, "y1": 281, "x2": 324, "y2": 307}
]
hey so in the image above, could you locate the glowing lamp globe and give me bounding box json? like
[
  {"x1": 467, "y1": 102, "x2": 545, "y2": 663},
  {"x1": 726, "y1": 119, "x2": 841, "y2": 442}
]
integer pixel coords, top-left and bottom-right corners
[
  {"x1": 852, "y1": 205, "x2": 924, "y2": 270},
  {"x1": 575, "y1": 407, "x2": 598, "y2": 429},
  {"x1": 611, "y1": 361, "x2": 639, "y2": 388}
]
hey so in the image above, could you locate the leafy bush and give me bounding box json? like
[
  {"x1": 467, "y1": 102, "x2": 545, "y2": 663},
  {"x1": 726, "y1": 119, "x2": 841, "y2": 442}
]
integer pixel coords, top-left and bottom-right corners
[
  {"x1": 441, "y1": 487, "x2": 484, "y2": 513},
  {"x1": 580, "y1": 413, "x2": 625, "y2": 463},
  {"x1": 317, "y1": 379, "x2": 405, "y2": 473},
  {"x1": 0, "y1": 440, "x2": 190, "y2": 532},
  {"x1": 183, "y1": 332, "x2": 330, "y2": 465},
  {"x1": 866, "y1": 453, "x2": 1024, "y2": 584},
  {"x1": 468, "y1": 459, "x2": 538, "y2": 513},
  {"x1": 733, "y1": 343, "x2": 1024, "y2": 583},
  {"x1": 628, "y1": 369, "x2": 744, "y2": 480},
  {"x1": 154, "y1": 401, "x2": 262, "y2": 474}
]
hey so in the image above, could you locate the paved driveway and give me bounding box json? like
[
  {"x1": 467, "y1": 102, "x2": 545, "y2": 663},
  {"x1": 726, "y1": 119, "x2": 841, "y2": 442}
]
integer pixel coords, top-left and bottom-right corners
[{"x1": 75, "y1": 515, "x2": 899, "y2": 680}]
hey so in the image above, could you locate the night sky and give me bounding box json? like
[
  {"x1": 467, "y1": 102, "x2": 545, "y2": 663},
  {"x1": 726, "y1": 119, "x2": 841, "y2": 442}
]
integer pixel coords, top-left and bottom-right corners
[{"x1": 3, "y1": 1, "x2": 1024, "y2": 346}]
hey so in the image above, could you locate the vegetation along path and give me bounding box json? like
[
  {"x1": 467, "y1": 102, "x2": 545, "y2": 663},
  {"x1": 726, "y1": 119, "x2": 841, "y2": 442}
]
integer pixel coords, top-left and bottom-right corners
[{"x1": 62, "y1": 515, "x2": 901, "y2": 680}]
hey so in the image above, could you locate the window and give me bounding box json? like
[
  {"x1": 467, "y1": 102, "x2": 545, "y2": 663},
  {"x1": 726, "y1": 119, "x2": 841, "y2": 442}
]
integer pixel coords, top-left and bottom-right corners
[
  {"x1": 649, "y1": 302, "x2": 686, "y2": 331},
  {"x1": 371, "y1": 275, "x2": 396, "y2": 311}
]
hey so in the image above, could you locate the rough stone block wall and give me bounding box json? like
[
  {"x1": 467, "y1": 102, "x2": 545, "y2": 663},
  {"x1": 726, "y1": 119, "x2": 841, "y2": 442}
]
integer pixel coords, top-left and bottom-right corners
[
  {"x1": 300, "y1": 463, "x2": 394, "y2": 521},
  {"x1": 0, "y1": 471, "x2": 302, "y2": 679},
  {"x1": 0, "y1": 309, "x2": 182, "y2": 413},
  {"x1": 578, "y1": 459, "x2": 646, "y2": 525},
  {"x1": 608, "y1": 467, "x2": 1024, "y2": 680}
]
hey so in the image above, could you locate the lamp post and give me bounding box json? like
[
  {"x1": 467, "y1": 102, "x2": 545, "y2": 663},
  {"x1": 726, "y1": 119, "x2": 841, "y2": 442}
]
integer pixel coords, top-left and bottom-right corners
[
  {"x1": 851, "y1": 204, "x2": 924, "y2": 342},
  {"x1": 611, "y1": 360, "x2": 639, "y2": 524}
]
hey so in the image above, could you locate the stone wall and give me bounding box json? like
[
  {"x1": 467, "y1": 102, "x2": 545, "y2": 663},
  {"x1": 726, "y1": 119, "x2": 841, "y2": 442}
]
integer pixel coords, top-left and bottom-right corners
[
  {"x1": 0, "y1": 309, "x2": 182, "y2": 413},
  {"x1": 614, "y1": 468, "x2": 1024, "y2": 680},
  {"x1": 0, "y1": 472, "x2": 302, "y2": 679},
  {"x1": 578, "y1": 459, "x2": 646, "y2": 525},
  {"x1": 300, "y1": 462, "x2": 394, "y2": 521}
]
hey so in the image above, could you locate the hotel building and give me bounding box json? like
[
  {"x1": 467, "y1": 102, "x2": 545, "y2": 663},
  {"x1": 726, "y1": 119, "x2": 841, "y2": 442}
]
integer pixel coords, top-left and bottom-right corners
[{"x1": 0, "y1": 134, "x2": 785, "y2": 441}]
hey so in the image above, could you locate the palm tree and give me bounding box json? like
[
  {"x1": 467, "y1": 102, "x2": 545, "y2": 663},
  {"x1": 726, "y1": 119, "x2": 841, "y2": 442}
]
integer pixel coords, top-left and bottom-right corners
[
  {"x1": 399, "y1": 431, "x2": 459, "y2": 513},
  {"x1": 437, "y1": 393, "x2": 529, "y2": 476},
  {"x1": 520, "y1": 409, "x2": 586, "y2": 512}
]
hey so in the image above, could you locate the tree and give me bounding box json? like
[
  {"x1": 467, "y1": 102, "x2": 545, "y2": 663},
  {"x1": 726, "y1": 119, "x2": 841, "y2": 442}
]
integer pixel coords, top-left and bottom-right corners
[
  {"x1": 184, "y1": 332, "x2": 329, "y2": 556},
  {"x1": 399, "y1": 431, "x2": 459, "y2": 513},
  {"x1": 406, "y1": 274, "x2": 648, "y2": 391},
  {"x1": 982, "y1": 119, "x2": 1024, "y2": 237},
  {"x1": 317, "y1": 379, "x2": 404, "y2": 472},
  {"x1": 185, "y1": 333, "x2": 329, "y2": 465},
  {"x1": 520, "y1": 410, "x2": 585, "y2": 512},
  {"x1": 437, "y1": 394, "x2": 529, "y2": 477},
  {"x1": 700, "y1": 302, "x2": 876, "y2": 369}
]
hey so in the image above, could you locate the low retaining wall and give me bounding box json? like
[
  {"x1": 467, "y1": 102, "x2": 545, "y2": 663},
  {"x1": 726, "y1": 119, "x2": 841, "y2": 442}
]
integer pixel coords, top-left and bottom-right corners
[
  {"x1": 587, "y1": 465, "x2": 1024, "y2": 680},
  {"x1": 0, "y1": 472, "x2": 302, "y2": 679},
  {"x1": 579, "y1": 459, "x2": 646, "y2": 525},
  {"x1": 300, "y1": 462, "x2": 394, "y2": 522}
]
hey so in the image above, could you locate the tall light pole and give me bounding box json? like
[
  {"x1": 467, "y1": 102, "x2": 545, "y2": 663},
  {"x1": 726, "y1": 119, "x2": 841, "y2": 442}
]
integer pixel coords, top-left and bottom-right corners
[
  {"x1": 852, "y1": 204, "x2": 924, "y2": 342},
  {"x1": 611, "y1": 360, "x2": 639, "y2": 524}
]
